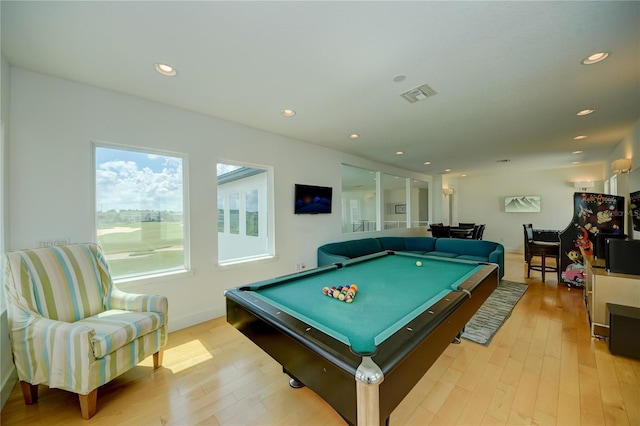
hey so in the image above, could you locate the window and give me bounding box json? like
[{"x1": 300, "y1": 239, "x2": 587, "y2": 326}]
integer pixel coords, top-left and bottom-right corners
[
  {"x1": 217, "y1": 195, "x2": 225, "y2": 232},
  {"x1": 341, "y1": 164, "x2": 378, "y2": 233},
  {"x1": 246, "y1": 189, "x2": 259, "y2": 237},
  {"x1": 217, "y1": 162, "x2": 272, "y2": 263},
  {"x1": 229, "y1": 192, "x2": 240, "y2": 235},
  {"x1": 94, "y1": 144, "x2": 187, "y2": 279}
]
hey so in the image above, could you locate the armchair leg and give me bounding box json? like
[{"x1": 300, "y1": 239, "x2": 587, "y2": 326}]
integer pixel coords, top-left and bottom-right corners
[
  {"x1": 20, "y1": 381, "x2": 38, "y2": 405},
  {"x1": 153, "y1": 349, "x2": 164, "y2": 369},
  {"x1": 79, "y1": 389, "x2": 98, "y2": 419}
]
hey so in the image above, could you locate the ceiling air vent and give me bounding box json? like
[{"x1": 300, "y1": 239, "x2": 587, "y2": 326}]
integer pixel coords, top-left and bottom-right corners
[{"x1": 400, "y1": 83, "x2": 437, "y2": 103}]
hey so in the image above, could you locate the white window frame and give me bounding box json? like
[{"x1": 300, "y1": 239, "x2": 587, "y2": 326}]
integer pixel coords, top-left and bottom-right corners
[
  {"x1": 216, "y1": 160, "x2": 275, "y2": 266},
  {"x1": 92, "y1": 141, "x2": 190, "y2": 283}
]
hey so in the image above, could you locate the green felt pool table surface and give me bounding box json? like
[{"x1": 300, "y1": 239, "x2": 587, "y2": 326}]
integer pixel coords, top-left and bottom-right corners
[{"x1": 246, "y1": 251, "x2": 484, "y2": 354}]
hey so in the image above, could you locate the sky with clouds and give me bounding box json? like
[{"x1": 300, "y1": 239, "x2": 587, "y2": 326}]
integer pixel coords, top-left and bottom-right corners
[{"x1": 96, "y1": 147, "x2": 184, "y2": 212}]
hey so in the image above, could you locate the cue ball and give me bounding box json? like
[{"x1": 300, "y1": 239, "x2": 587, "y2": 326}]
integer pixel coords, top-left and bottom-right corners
[{"x1": 416, "y1": 261, "x2": 422, "y2": 267}]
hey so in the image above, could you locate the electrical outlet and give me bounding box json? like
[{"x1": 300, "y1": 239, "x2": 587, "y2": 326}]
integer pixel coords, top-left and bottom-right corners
[
  {"x1": 296, "y1": 262, "x2": 307, "y2": 271},
  {"x1": 38, "y1": 238, "x2": 70, "y2": 248}
]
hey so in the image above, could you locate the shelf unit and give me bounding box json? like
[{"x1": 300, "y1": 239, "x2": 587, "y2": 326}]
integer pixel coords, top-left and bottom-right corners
[{"x1": 584, "y1": 258, "x2": 640, "y2": 338}]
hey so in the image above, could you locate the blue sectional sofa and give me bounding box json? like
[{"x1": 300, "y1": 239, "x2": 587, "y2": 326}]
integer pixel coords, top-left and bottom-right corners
[{"x1": 317, "y1": 236, "x2": 505, "y2": 279}]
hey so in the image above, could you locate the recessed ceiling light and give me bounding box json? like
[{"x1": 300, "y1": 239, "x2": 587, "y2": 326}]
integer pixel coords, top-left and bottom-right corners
[
  {"x1": 572, "y1": 150, "x2": 583, "y2": 154},
  {"x1": 577, "y1": 109, "x2": 595, "y2": 116},
  {"x1": 582, "y1": 52, "x2": 609, "y2": 65},
  {"x1": 423, "y1": 161, "x2": 431, "y2": 165},
  {"x1": 395, "y1": 151, "x2": 405, "y2": 155},
  {"x1": 393, "y1": 74, "x2": 406, "y2": 83},
  {"x1": 349, "y1": 133, "x2": 360, "y2": 139},
  {"x1": 281, "y1": 109, "x2": 296, "y2": 117},
  {"x1": 444, "y1": 169, "x2": 451, "y2": 172},
  {"x1": 574, "y1": 135, "x2": 588, "y2": 140},
  {"x1": 461, "y1": 174, "x2": 467, "y2": 177},
  {"x1": 154, "y1": 63, "x2": 177, "y2": 76},
  {"x1": 572, "y1": 161, "x2": 581, "y2": 164}
]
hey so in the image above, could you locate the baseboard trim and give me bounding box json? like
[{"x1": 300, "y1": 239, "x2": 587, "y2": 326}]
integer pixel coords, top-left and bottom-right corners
[
  {"x1": 0, "y1": 307, "x2": 224, "y2": 410},
  {"x1": 168, "y1": 306, "x2": 222, "y2": 333},
  {"x1": 1, "y1": 365, "x2": 17, "y2": 410}
]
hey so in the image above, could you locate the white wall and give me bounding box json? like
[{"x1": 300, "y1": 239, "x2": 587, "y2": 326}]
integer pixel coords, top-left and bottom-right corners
[
  {"x1": 606, "y1": 118, "x2": 640, "y2": 238},
  {"x1": 452, "y1": 164, "x2": 605, "y2": 252},
  {"x1": 6, "y1": 67, "x2": 431, "y2": 332},
  {"x1": 1, "y1": 54, "x2": 17, "y2": 410}
]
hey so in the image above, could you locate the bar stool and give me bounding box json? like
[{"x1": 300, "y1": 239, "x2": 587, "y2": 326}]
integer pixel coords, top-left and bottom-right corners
[{"x1": 523, "y1": 224, "x2": 560, "y2": 282}]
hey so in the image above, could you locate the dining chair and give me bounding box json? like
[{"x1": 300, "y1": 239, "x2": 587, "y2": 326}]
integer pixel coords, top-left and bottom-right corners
[
  {"x1": 430, "y1": 224, "x2": 451, "y2": 238},
  {"x1": 471, "y1": 224, "x2": 486, "y2": 240}
]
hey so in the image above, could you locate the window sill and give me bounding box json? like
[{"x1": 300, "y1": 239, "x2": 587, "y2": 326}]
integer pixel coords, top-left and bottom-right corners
[
  {"x1": 216, "y1": 254, "x2": 279, "y2": 270},
  {"x1": 114, "y1": 269, "x2": 194, "y2": 289}
]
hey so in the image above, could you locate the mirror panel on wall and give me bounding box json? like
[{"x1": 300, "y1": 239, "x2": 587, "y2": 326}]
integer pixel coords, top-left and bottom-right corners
[
  {"x1": 382, "y1": 173, "x2": 407, "y2": 230},
  {"x1": 341, "y1": 164, "x2": 377, "y2": 233},
  {"x1": 410, "y1": 179, "x2": 430, "y2": 228}
]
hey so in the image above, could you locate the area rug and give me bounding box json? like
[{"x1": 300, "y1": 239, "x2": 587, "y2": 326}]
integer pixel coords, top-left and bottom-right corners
[{"x1": 461, "y1": 280, "x2": 528, "y2": 346}]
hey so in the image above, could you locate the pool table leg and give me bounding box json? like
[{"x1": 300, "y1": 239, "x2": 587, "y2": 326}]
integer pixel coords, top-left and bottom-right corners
[
  {"x1": 283, "y1": 367, "x2": 305, "y2": 388},
  {"x1": 355, "y1": 357, "x2": 384, "y2": 426},
  {"x1": 452, "y1": 327, "x2": 464, "y2": 344}
]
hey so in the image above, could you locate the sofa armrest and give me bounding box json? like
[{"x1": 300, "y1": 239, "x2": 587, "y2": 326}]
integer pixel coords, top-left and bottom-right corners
[
  {"x1": 317, "y1": 250, "x2": 350, "y2": 267},
  {"x1": 488, "y1": 245, "x2": 505, "y2": 279}
]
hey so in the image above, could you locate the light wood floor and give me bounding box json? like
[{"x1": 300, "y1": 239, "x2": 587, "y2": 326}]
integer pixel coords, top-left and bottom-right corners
[{"x1": 2, "y1": 252, "x2": 639, "y2": 425}]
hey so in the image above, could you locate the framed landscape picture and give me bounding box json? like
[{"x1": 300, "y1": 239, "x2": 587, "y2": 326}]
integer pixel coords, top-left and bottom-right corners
[{"x1": 504, "y1": 195, "x2": 541, "y2": 213}]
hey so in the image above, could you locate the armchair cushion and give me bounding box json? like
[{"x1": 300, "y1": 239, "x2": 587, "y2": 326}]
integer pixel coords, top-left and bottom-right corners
[{"x1": 79, "y1": 309, "x2": 164, "y2": 358}]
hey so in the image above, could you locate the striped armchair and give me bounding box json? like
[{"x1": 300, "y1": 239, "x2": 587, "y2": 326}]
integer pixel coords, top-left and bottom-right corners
[{"x1": 3, "y1": 243, "x2": 168, "y2": 419}]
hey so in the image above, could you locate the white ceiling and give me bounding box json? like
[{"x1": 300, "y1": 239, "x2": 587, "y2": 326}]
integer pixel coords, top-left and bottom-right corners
[{"x1": 2, "y1": 1, "x2": 639, "y2": 177}]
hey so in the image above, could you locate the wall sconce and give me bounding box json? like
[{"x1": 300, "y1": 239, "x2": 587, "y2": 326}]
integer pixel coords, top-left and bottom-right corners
[
  {"x1": 611, "y1": 158, "x2": 632, "y2": 174},
  {"x1": 442, "y1": 188, "x2": 454, "y2": 196},
  {"x1": 574, "y1": 181, "x2": 595, "y2": 191}
]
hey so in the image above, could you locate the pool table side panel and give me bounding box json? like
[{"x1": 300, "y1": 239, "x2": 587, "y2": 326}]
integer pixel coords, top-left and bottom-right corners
[
  {"x1": 226, "y1": 297, "x2": 360, "y2": 424},
  {"x1": 377, "y1": 265, "x2": 499, "y2": 419},
  {"x1": 225, "y1": 292, "x2": 361, "y2": 372}
]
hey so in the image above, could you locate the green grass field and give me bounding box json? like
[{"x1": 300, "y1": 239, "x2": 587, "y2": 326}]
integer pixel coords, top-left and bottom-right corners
[{"x1": 98, "y1": 221, "x2": 184, "y2": 277}]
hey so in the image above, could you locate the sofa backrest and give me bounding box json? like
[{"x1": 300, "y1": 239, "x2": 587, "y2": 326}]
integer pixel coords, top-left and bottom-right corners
[
  {"x1": 404, "y1": 237, "x2": 437, "y2": 252},
  {"x1": 435, "y1": 238, "x2": 498, "y2": 256},
  {"x1": 378, "y1": 236, "x2": 437, "y2": 252},
  {"x1": 376, "y1": 237, "x2": 408, "y2": 251},
  {"x1": 318, "y1": 238, "x2": 383, "y2": 259},
  {"x1": 4, "y1": 243, "x2": 111, "y2": 322}
]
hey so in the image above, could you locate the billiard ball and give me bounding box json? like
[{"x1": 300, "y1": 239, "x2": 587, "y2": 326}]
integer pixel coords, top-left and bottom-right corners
[{"x1": 416, "y1": 261, "x2": 423, "y2": 267}]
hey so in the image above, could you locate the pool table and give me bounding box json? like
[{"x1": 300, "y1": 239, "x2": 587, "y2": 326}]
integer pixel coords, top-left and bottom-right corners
[{"x1": 225, "y1": 251, "x2": 498, "y2": 425}]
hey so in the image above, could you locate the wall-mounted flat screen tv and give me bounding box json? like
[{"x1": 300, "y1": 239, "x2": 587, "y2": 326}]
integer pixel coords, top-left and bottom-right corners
[{"x1": 295, "y1": 184, "x2": 332, "y2": 214}]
